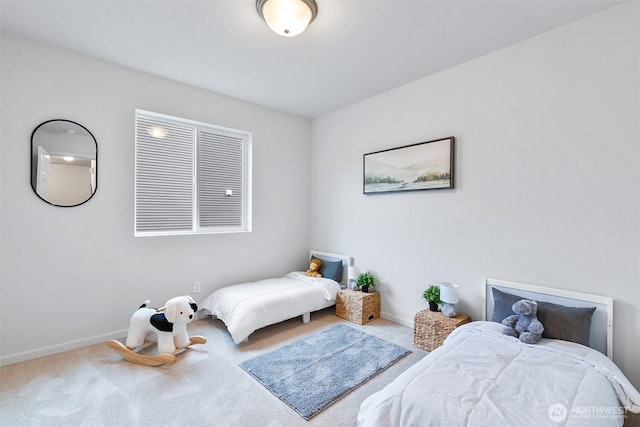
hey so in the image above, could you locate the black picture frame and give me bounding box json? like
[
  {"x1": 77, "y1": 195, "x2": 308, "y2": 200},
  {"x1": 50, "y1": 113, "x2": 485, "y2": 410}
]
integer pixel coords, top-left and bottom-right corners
[{"x1": 363, "y1": 136, "x2": 455, "y2": 195}]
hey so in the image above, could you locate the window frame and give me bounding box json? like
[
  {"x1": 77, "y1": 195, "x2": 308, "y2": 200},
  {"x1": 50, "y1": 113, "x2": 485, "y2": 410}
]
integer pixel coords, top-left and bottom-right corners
[{"x1": 134, "y1": 109, "x2": 252, "y2": 237}]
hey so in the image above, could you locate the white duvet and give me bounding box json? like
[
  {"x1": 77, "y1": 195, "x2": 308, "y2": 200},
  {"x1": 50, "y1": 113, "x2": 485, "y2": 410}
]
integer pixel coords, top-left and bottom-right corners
[
  {"x1": 358, "y1": 321, "x2": 640, "y2": 427},
  {"x1": 199, "y1": 272, "x2": 341, "y2": 344}
]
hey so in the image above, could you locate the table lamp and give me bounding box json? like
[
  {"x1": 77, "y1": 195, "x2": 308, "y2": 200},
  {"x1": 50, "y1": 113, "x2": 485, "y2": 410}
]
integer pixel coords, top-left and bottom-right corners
[
  {"x1": 440, "y1": 283, "x2": 460, "y2": 318},
  {"x1": 348, "y1": 266, "x2": 360, "y2": 290}
]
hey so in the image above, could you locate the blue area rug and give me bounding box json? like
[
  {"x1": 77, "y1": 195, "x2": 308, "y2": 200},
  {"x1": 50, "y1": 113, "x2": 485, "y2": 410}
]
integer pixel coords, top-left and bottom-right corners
[{"x1": 239, "y1": 324, "x2": 410, "y2": 419}]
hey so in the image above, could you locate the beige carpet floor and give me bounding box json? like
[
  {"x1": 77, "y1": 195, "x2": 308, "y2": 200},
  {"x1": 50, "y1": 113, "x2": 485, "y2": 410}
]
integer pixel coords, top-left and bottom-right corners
[{"x1": 0, "y1": 308, "x2": 427, "y2": 426}]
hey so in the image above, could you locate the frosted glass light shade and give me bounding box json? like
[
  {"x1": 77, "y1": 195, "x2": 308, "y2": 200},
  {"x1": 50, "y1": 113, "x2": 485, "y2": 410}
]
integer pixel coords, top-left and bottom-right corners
[
  {"x1": 440, "y1": 283, "x2": 460, "y2": 304},
  {"x1": 257, "y1": 0, "x2": 317, "y2": 37}
]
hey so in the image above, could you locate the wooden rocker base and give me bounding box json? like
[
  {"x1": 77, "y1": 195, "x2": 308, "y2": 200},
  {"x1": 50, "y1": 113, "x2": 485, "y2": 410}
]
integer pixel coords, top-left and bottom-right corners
[{"x1": 107, "y1": 335, "x2": 206, "y2": 366}]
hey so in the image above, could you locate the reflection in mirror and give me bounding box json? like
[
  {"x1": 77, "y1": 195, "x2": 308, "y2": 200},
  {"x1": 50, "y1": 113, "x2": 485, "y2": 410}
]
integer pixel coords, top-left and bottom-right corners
[{"x1": 31, "y1": 119, "x2": 97, "y2": 207}]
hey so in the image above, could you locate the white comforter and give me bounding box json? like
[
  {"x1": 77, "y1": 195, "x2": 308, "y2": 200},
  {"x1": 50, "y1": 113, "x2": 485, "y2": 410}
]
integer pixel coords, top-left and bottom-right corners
[
  {"x1": 199, "y1": 272, "x2": 341, "y2": 344},
  {"x1": 358, "y1": 321, "x2": 640, "y2": 427}
]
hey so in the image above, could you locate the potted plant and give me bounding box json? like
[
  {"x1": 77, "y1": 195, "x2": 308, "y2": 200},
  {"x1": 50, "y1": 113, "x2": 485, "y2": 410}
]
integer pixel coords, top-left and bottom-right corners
[
  {"x1": 423, "y1": 284, "x2": 441, "y2": 311},
  {"x1": 357, "y1": 272, "x2": 376, "y2": 293}
]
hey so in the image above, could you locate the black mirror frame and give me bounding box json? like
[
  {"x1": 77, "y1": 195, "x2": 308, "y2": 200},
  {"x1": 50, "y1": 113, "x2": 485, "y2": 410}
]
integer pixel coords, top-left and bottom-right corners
[{"x1": 30, "y1": 119, "x2": 98, "y2": 207}]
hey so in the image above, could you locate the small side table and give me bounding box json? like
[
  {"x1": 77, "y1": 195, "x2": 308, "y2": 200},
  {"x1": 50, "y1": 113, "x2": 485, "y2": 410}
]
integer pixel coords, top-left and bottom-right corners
[
  {"x1": 336, "y1": 290, "x2": 380, "y2": 325},
  {"x1": 414, "y1": 309, "x2": 471, "y2": 351}
]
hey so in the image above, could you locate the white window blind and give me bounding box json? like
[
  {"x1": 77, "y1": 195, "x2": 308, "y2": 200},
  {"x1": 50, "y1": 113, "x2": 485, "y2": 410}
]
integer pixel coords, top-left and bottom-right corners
[
  {"x1": 198, "y1": 131, "x2": 244, "y2": 228},
  {"x1": 135, "y1": 110, "x2": 251, "y2": 236}
]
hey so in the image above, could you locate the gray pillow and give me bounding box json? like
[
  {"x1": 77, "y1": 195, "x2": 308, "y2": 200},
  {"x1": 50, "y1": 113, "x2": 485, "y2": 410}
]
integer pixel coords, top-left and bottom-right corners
[
  {"x1": 491, "y1": 287, "x2": 596, "y2": 346},
  {"x1": 310, "y1": 255, "x2": 343, "y2": 283},
  {"x1": 537, "y1": 301, "x2": 596, "y2": 346},
  {"x1": 491, "y1": 287, "x2": 521, "y2": 323}
]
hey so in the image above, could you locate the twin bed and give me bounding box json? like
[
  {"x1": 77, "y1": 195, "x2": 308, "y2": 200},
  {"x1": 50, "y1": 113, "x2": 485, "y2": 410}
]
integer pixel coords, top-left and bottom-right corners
[
  {"x1": 199, "y1": 250, "x2": 351, "y2": 344},
  {"x1": 357, "y1": 278, "x2": 640, "y2": 426},
  {"x1": 199, "y1": 257, "x2": 639, "y2": 426}
]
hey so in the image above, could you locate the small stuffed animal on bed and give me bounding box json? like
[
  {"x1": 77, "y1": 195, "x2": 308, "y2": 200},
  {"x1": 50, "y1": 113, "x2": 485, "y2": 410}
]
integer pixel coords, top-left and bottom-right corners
[
  {"x1": 501, "y1": 299, "x2": 544, "y2": 344},
  {"x1": 305, "y1": 258, "x2": 323, "y2": 277}
]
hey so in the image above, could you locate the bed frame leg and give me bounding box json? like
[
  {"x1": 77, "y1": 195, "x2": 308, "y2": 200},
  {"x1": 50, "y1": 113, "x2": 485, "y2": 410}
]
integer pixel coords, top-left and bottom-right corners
[{"x1": 302, "y1": 312, "x2": 310, "y2": 323}]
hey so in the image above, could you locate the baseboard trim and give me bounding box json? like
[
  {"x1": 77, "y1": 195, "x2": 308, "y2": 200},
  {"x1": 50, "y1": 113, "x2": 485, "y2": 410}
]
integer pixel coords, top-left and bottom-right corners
[
  {"x1": 0, "y1": 329, "x2": 128, "y2": 367},
  {"x1": 380, "y1": 311, "x2": 413, "y2": 329},
  {"x1": 2, "y1": 313, "x2": 414, "y2": 366}
]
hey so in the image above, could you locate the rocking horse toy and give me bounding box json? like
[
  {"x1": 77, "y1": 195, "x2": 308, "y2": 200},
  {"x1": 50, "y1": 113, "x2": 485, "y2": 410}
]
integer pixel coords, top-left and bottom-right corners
[{"x1": 107, "y1": 295, "x2": 206, "y2": 366}]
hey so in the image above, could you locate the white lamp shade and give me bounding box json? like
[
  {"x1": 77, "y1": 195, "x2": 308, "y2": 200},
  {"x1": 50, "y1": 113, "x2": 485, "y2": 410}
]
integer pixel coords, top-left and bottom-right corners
[
  {"x1": 440, "y1": 283, "x2": 459, "y2": 304},
  {"x1": 259, "y1": 0, "x2": 315, "y2": 37},
  {"x1": 348, "y1": 266, "x2": 360, "y2": 281}
]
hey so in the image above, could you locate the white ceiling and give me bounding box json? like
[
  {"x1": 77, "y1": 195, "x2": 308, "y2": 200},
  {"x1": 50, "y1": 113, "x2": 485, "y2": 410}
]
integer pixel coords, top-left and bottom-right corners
[{"x1": 0, "y1": 0, "x2": 621, "y2": 118}]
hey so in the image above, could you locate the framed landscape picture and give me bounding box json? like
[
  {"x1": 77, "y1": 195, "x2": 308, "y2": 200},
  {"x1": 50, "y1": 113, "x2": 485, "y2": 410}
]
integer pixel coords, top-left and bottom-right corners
[{"x1": 363, "y1": 136, "x2": 455, "y2": 194}]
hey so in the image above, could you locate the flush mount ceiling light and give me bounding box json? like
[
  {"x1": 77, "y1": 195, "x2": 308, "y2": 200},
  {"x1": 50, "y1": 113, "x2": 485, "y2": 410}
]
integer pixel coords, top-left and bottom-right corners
[{"x1": 256, "y1": 0, "x2": 317, "y2": 37}]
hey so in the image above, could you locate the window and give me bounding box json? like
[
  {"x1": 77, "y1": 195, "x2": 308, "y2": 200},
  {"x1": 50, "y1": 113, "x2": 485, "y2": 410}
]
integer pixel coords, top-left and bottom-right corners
[{"x1": 135, "y1": 110, "x2": 251, "y2": 236}]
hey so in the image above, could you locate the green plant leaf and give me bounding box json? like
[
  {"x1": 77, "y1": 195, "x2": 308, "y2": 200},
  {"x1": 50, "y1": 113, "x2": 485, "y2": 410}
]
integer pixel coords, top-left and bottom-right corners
[
  {"x1": 356, "y1": 272, "x2": 375, "y2": 287},
  {"x1": 422, "y1": 284, "x2": 441, "y2": 303}
]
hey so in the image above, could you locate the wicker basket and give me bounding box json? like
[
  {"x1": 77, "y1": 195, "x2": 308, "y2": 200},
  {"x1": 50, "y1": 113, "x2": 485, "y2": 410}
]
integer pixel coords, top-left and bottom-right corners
[
  {"x1": 336, "y1": 290, "x2": 380, "y2": 325},
  {"x1": 413, "y1": 310, "x2": 470, "y2": 351}
]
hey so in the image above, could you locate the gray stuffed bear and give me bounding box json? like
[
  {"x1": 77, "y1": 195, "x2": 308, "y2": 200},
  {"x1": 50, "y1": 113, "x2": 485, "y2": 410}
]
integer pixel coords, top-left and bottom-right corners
[{"x1": 501, "y1": 299, "x2": 544, "y2": 344}]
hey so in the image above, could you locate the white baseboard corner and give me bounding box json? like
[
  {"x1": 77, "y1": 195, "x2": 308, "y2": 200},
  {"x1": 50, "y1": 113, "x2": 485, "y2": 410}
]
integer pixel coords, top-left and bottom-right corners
[
  {"x1": 0, "y1": 329, "x2": 128, "y2": 367},
  {"x1": 380, "y1": 311, "x2": 413, "y2": 329}
]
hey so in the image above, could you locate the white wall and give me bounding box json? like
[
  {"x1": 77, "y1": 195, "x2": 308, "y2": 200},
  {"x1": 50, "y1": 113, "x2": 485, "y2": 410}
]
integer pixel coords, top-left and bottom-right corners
[
  {"x1": 0, "y1": 35, "x2": 312, "y2": 363},
  {"x1": 310, "y1": 3, "x2": 639, "y2": 387},
  {"x1": 2, "y1": 3, "x2": 638, "y2": 390}
]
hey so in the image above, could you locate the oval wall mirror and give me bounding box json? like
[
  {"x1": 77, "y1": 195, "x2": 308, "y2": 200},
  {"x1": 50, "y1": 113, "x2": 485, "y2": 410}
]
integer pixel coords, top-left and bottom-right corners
[{"x1": 30, "y1": 119, "x2": 98, "y2": 207}]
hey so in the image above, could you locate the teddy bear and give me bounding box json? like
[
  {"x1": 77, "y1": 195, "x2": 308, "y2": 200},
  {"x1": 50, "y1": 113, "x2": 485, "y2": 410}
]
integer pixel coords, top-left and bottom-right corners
[
  {"x1": 501, "y1": 299, "x2": 544, "y2": 344},
  {"x1": 305, "y1": 258, "x2": 323, "y2": 277}
]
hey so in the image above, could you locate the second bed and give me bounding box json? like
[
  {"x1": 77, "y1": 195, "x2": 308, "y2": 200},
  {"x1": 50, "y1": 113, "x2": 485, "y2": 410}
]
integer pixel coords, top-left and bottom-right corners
[{"x1": 199, "y1": 250, "x2": 352, "y2": 344}]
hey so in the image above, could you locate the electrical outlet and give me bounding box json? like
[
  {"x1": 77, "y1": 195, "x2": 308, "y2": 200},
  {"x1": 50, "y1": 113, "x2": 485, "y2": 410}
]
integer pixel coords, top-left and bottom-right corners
[
  {"x1": 378, "y1": 280, "x2": 387, "y2": 293},
  {"x1": 192, "y1": 281, "x2": 201, "y2": 293}
]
